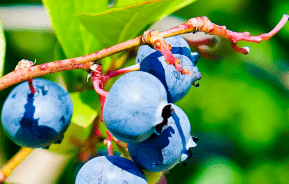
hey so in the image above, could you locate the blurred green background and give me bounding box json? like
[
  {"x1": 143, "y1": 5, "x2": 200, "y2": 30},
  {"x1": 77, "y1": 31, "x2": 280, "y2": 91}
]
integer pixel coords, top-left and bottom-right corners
[{"x1": 0, "y1": 0, "x2": 289, "y2": 183}]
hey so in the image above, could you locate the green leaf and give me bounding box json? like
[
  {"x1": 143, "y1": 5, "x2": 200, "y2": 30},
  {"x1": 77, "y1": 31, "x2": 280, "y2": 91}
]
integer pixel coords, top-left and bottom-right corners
[
  {"x1": 70, "y1": 90, "x2": 100, "y2": 127},
  {"x1": 143, "y1": 170, "x2": 164, "y2": 184},
  {"x1": 190, "y1": 157, "x2": 243, "y2": 184},
  {"x1": 0, "y1": 19, "x2": 6, "y2": 166},
  {"x1": 42, "y1": 0, "x2": 109, "y2": 58},
  {"x1": 49, "y1": 90, "x2": 100, "y2": 154},
  {"x1": 43, "y1": 0, "x2": 113, "y2": 90},
  {"x1": 0, "y1": 20, "x2": 7, "y2": 166},
  {"x1": 78, "y1": 0, "x2": 196, "y2": 49},
  {"x1": 114, "y1": 0, "x2": 147, "y2": 7},
  {"x1": 0, "y1": 19, "x2": 6, "y2": 77},
  {"x1": 114, "y1": 0, "x2": 196, "y2": 15},
  {"x1": 160, "y1": 0, "x2": 197, "y2": 18}
]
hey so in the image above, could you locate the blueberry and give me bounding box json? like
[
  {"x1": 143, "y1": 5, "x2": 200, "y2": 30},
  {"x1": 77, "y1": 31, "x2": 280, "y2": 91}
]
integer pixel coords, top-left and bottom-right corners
[
  {"x1": 75, "y1": 156, "x2": 148, "y2": 184},
  {"x1": 128, "y1": 104, "x2": 197, "y2": 172},
  {"x1": 103, "y1": 71, "x2": 169, "y2": 143},
  {"x1": 1, "y1": 78, "x2": 73, "y2": 148},
  {"x1": 136, "y1": 35, "x2": 202, "y2": 103},
  {"x1": 73, "y1": 148, "x2": 121, "y2": 181}
]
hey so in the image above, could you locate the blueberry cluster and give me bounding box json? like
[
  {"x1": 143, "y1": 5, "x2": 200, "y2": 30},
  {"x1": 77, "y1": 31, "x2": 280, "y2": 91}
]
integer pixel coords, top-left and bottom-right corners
[
  {"x1": 1, "y1": 79, "x2": 73, "y2": 148},
  {"x1": 76, "y1": 36, "x2": 201, "y2": 183}
]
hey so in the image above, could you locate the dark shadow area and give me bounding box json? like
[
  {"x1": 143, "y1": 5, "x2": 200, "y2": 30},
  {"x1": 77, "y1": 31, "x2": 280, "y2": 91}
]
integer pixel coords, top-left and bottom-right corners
[
  {"x1": 106, "y1": 156, "x2": 147, "y2": 181},
  {"x1": 15, "y1": 92, "x2": 59, "y2": 148},
  {"x1": 129, "y1": 126, "x2": 175, "y2": 172},
  {"x1": 172, "y1": 113, "x2": 187, "y2": 155},
  {"x1": 155, "y1": 104, "x2": 173, "y2": 135},
  {"x1": 140, "y1": 50, "x2": 169, "y2": 92}
]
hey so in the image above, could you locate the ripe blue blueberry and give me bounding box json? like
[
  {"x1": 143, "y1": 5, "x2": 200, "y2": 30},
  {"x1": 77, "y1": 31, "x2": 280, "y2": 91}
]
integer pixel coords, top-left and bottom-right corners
[
  {"x1": 1, "y1": 78, "x2": 73, "y2": 148},
  {"x1": 128, "y1": 104, "x2": 197, "y2": 172},
  {"x1": 73, "y1": 148, "x2": 121, "y2": 181},
  {"x1": 103, "y1": 71, "x2": 169, "y2": 143},
  {"x1": 136, "y1": 35, "x2": 202, "y2": 103},
  {"x1": 75, "y1": 156, "x2": 148, "y2": 184}
]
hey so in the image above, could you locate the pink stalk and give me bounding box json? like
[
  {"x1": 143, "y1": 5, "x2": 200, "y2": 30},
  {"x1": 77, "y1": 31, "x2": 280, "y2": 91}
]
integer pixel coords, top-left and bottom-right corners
[
  {"x1": 106, "y1": 63, "x2": 140, "y2": 78},
  {"x1": 1, "y1": 15, "x2": 287, "y2": 90},
  {"x1": 106, "y1": 130, "x2": 114, "y2": 156},
  {"x1": 27, "y1": 78, "x2": 36, "y2": 94}
]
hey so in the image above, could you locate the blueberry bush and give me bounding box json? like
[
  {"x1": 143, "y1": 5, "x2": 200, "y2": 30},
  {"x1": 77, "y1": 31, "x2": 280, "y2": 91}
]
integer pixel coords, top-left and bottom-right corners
[{"x1": 0, "y1": 0, "x2": 289, "y2": 184}]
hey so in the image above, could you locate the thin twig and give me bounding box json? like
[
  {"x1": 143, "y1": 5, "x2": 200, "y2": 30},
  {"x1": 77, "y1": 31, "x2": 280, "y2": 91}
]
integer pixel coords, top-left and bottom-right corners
[
  {"x1": 106, "y1": 130, "x2": 114, "y2": 156},
  {"x1": 27, "y1": 79, "x2": 36, "y2": 94},
  {"x1": 0, "y1": 14, "x2": 287, "y2": 91}
]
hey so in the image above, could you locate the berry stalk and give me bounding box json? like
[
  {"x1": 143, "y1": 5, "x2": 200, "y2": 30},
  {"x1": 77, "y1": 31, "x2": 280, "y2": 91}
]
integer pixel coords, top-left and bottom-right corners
[
  {"x1": 115, "y1": 141, "x2": 130, "y2": 159},
  {"x1": 106, "y1": 51, "x2": 129, "y2": 74},
  {"x1": 14, "y1": 60, "x2": 37, "y2": 94},
  {"x1": 91, "y1": 63, "x2": 141, "y2": 156},
  {"x1": 162, "y1": 14, "x2": 289, "y2": 54},
  {"x1": 106, "y1": 130, "x2": 114, "y2": 156},
  {"x1": 91, "y1": 63, "x2": 140, "y2": 116},
  {"x1": 142, "y1": 30, "x2": 193, "y2": 75},
  {"x1": 27, "y1": 78, "x2": 36, "y2": 94}
]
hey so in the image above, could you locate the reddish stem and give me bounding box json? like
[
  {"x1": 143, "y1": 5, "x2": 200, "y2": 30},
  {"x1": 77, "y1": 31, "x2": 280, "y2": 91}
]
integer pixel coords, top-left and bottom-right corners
[
  {"x1": 162, "y1": 14, "x2": 289, "y2": 54},
  {"x1": 90, "y1": 66, "x2": 110, "y2": 158},
  {"x1": 90, "y1": 64, "x2": 137, "y2": 157},
  {"x1": 156, "y1": 173, "x2": 167, "y2": 184},
  {"x1": 106, "y1": 63, "x2": 140, "y2": 79},
  {"x1": 230, "y1": 42, "x2": 250, "y2": 55},
  {"x1": 106, "y1": 52, "x2": 129, "y2": 74},
  {"x1": 91, "y1": 63, "x2": 140, "y2": 117},
  {"x1": 92, "y1": 77, "x2": 109, "y2": 99},
  {"x1": 91, "y1": 71, "x2": 108, "y2": 123},
  {"x1": 0, "y1": 14, "x2": 287, "y2": 91},
  {"x1": 27, "y1": 78, "x2": 36, "y2": 94},
  {"x1": 106, "y1": 129, "x2": 114, "y2": 156},
  {"x1": 93, "y1": 114, "x2": 102, "y2": 138},
  {"x1": 228, "y1": 14, "x2": 289, "y2": 43},
  {"x1": 112, "y1": 136, "x2": 128, "y2": 149},
  {"x1": 142, "y1": 31, "x2": 192, "y2": 75}
]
